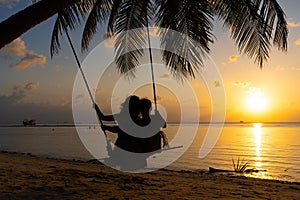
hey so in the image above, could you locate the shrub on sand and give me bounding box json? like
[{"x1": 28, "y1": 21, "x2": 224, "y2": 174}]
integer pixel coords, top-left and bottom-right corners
[{"x1": 232, "y1": 157, "x2": 250, "y2": 173}]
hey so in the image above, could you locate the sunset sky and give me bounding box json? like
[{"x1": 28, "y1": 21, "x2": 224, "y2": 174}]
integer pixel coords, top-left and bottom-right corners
[{"x1": 1, "y1": 0, "x2": 300, "y2": 124}]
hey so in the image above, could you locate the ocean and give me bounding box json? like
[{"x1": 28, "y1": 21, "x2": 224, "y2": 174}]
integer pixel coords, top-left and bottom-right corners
[{"x1": 0, "y1": 123, "x2": 299, "y2": 182}]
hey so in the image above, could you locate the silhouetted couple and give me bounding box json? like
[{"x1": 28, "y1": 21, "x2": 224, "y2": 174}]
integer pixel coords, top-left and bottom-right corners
[
  {"x1": 95, "y1": 95, "x2": 168, "y2": 170},
  {"x1": 98, "y1": 95, "x2": 167, "y2": 152}
]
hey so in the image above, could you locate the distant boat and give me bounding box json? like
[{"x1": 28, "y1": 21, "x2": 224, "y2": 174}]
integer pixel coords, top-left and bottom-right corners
[
  {"x1": 23, "y1": 119, "x2": 36, "y2": 126},
  {"x1": 239, "y1": 120, "x2": 244, "y2": 123}
]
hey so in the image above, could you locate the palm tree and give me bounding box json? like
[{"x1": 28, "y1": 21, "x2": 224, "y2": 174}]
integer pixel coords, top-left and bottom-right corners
[
  {"x1": 1, "y1": 0, "x2": 288, "y2": 78},
  {"x1": 50, "y1": 0, "x2": 288, "y2": 78},
  {"x1": 0, "y1": 0, "x2": 83, "y2": 49}
]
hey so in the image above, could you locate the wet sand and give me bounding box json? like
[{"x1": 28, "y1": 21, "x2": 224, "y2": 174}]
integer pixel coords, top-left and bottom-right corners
[{"x1": 1, "y1": 151, "x2": 300, "y2": 199}]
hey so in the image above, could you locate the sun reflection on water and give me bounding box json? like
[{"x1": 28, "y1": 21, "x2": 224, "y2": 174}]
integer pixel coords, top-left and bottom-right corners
[{"x1": 253, "y1": 123, "x2": 262, "y2": 168}]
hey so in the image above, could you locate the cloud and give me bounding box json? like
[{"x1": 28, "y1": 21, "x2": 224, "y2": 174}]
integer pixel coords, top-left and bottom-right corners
[
  {"x1": 2, "y1": 38, "x2": 26, "y2": 56},
  {"x1": 0, "y1": 54, "x2": 14, "y2": 61},
  {"x1": 295, "y1": 38, "x2": 300, "y2": 46},
  {"x1": 291, "y1": 66, "x2": 300, "y2": 71},
  {"x1": 0, "y1": 97, "x2": 73, "y2": 124},
  {"x1": 103, "y1": 33, "x2": 116, "y2": 48},
  {"x1": 149, "y1": 26, "x2": 160, "y2": 37},
  {"x1": 2, "y1": 38, "x2": 47, "y2": 70},
  {"x1": 159, "y1": 74, "x2": 172, "y2": 80},
  {"x1": 287, "y1": 21, "x2": 300, "y2": 28},
  {"x1": 10, "y1": 51, "x2": 46, "y2": 70},
  {"x1": 60, "y1": 97, "x2": 71, "y2": 106},
  {"x1": 0, "y1": 83, "x2": 73, "y2": 124},
  {"x1": 103, "y1": 26, "x2": 159, "y2": 49},
  {"x1": 94, "y1": 87, "x2": 103, "y2": 95},
  {"x1": 5, "y1": 87, "x2": 26, "y2": 104},
  {"x1": 0, "y1": 82, "x2": 39, "y2": 105},
  {"x1": 246, "y1": 87, "x2": 262, "y2": 95},
  {"x1": 275, "y1": 65, "x2": 300, "y2": 71},
  {"x1": 275, "y1": 65, "x2": 286, "y2": 71},
  {"x1": 213, "y1": 80, "x2": 222, "y2": 87},
  {"x1": 54, "y1": 64, "x2": 62, "y2": 72},
  {"x1": 229, "y1": 55, "x2": 239, "y2": 62},
  {"x1": 233, "y1": 81, "x2": 252, "y2": 89},
  {"x1": 75, "y1": 94, "x2": 85, "y2": 100},
  {"x1": 73, "y1": 94, "x2": 87, "y2": 105},
  {"x1": 10, "y1": 82, "x2": 40, "y2": 101},
  {"x1": 24, "y1": 82, "x2": 40, "y2": 91},
  {"x1": 0, "y1": 0, "x2": 20, "y2": 8},
  {"x1": 156, "y1": 95, "x2": 164, "y2": 102}
]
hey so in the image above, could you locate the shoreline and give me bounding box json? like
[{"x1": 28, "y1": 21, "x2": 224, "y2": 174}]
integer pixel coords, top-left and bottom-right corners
[{"x1": 1, "y1": 151, "x2": 300, "y2": 199}]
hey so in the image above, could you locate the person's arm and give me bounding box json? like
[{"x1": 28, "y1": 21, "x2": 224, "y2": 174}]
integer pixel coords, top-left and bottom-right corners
[{"x1": 94, "y1": 103, "x2": 115, "y2": 121}]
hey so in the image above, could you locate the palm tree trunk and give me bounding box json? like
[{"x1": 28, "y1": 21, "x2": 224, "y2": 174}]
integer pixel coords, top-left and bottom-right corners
[{"x1": 0, "y1": 0, "x2": 80, "y2": 49}]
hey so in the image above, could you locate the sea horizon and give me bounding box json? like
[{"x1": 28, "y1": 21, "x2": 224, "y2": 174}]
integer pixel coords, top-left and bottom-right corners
[{"x1": 2, "y1": 121, "x2": 300, "y2": 127}]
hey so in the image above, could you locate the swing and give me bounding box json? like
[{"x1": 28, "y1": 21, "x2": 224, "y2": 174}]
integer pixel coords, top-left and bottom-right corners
[{"x1": 64, "y1": 24, "x2": 169, "y2": 154}]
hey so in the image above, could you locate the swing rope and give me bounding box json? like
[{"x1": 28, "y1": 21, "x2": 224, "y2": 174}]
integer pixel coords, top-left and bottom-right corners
[
  {"x1": 146, "y1": 25, "x2": 170, "y2": 148},
  {"x1": 146, "y1": 25, "x2": 158, "y2": 111},
  {"x1": 64, "y1": 28, "x2": 108, "y2": 140},
  {"x1": 65, "y1": 31, "x2": 94, "y2": 105}
]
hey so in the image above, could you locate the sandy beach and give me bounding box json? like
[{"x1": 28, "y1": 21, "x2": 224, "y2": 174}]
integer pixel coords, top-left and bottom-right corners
[{"x1": 0, "y1": 151, "x2": 299, "y2": 199}]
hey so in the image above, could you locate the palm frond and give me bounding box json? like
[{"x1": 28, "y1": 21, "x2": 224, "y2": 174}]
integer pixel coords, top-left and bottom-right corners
[
  {"x1": 107, "y1": 0, "x2": 123, "y2": 34},
  {"x1": 114, "y1": 0, "x2": 154, "y2": 32},
  {"x1": 115, "y1": 29, "x2": 145, "y2": 76},
  {"x1": 113, "y1": 0, "x2": 155, "y2": 76},
  {"x1": 212, "y1": 0, "x2": 288, "y2": 67},
  {"x1": 156, "y1": 0, "x2": 214, "y2": 79},
  {"x1": 81, "y1": 0, "x2": 113, "y2": 51},
  {"x1": 50, "y1": 15, "x2": 63, "y2": 57},
  {"x1": 265, "y1": 0, "x2": 288, "y2": 51},
  {"x1": 50, "y1": 0, "x2": 96, "y2": 57},
  {"x1": 48, "y1": 0, "x2": 288, "y2": 79}
]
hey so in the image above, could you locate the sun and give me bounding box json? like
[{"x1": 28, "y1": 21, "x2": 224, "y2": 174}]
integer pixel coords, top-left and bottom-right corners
[{"x1": 246, "y1": 89, "x2": 267, "y2": 112}]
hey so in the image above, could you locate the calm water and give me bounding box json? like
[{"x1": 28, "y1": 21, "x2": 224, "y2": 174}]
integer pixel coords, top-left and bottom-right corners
[{"x1": 0, "y1": 123, "x2": 300, "y2": 182}]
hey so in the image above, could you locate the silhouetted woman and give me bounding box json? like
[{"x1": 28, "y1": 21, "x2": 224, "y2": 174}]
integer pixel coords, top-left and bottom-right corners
[{"x1": 97, "y1": 95, "x2": 143, "y2": 153}]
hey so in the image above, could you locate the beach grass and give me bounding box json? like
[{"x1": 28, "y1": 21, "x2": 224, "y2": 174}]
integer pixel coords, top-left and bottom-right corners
[{"x1": 232, "y1": 157, "x2": 250, "y2": 173}]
